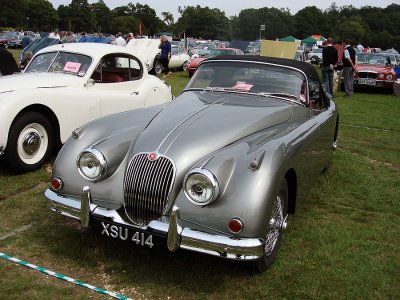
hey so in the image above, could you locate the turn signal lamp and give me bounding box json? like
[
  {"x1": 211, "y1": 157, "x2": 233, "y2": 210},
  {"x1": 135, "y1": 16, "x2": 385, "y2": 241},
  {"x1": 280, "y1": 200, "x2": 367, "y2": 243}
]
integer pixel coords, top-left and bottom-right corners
[
  {"x1": 51, "y1": 177, "x2": 63, "y2": 191},
  {"x1": 229, "y1": 218, "x2": 243, "y2": 233}
]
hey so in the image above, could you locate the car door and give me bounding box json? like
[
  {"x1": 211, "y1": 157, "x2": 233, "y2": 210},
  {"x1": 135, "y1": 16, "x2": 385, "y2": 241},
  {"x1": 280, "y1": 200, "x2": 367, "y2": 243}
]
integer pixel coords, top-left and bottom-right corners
[
  {"x1": 169, "y1": 46, "x2": 186, "y2": 69},
  {"x1": 89, "y1": 53, "x2": 145, "y2": 116}
]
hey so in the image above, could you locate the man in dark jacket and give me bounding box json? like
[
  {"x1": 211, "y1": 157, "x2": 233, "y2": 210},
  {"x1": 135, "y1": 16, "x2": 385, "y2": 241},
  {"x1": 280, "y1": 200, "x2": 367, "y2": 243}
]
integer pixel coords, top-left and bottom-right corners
[{"x1": 322, "y1": 37, "x2": 338, "y2": 96}]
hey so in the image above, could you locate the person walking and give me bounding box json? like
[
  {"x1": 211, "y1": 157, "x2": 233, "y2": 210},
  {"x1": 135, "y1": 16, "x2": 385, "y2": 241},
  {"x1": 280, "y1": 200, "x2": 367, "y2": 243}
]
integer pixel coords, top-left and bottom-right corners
[
  {"x1": 322, "y1": 37, "x2": 338, "y2": 96},
  {"x1": 115, "y1": 32, "x2": 126, "y2": 47},
  {"x1": 342, "y1": 39, "x2": 357, "y2": 97},
  {"x1": 158, "y1": 35, "x2": 172, "y2": 78}
]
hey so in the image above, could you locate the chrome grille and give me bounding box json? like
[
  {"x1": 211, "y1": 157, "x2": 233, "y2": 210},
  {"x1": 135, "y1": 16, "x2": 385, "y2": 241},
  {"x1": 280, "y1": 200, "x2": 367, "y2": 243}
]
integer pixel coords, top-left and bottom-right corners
[
  {"x1": 123, "y1": 153, "x2": 174, "y2": 225},
  {"x1": 358, "y1": 72, "x2": 377, "y2": 79}
]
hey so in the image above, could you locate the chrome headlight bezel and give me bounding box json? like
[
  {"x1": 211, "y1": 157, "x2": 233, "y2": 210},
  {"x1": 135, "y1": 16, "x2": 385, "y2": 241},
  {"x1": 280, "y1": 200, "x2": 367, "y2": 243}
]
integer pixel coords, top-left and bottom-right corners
[
  {"x1": 77, "y1": 148, "x2": 107, "y2": 182},
  {"x1": 184, "y1": 168, "x2": 220, "y2": 206}
]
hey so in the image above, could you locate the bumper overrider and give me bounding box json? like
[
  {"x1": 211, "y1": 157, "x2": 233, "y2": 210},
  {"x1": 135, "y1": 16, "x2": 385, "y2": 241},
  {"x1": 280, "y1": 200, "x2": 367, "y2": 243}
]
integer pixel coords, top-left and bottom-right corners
[{"x1": 44, "y1": 187, "x2": 264, "y2": 260}]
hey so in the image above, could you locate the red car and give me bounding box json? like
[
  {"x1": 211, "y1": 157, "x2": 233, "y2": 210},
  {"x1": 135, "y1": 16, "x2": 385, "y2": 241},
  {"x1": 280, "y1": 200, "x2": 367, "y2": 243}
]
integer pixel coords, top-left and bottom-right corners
[
  {"x1": 187, "y1": 48, "x2": 244, "y2": 77},
  {"x1": 354, "y1": 53, "x2": 397, "y2": 90}
]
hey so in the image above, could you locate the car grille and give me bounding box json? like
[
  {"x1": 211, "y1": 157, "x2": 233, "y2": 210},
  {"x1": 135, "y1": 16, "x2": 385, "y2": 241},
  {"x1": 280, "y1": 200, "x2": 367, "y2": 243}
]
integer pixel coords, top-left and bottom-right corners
[
  {"x1": 358, "y1": 72, "x2": 377, "y2": 79},
  {"x1": 123, "y1": 153, "x2": 174, "y2": 225}
]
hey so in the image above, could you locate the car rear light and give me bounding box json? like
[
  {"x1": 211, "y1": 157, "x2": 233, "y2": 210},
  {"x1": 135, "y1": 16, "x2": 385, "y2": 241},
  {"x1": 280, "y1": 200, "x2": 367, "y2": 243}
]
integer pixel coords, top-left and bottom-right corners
[
  {"x1": 51, "y1": 177, "x2": 63, "y2": 191},
  {"x1": 229, "y1": 218, "x2": 243, "y2": 233}
]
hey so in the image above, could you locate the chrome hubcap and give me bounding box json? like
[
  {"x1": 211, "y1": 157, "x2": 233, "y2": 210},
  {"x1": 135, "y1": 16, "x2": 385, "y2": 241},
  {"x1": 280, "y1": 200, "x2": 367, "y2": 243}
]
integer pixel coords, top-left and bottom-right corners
[{"x1": 22, "y1": 132, "x2": 41, "y2": 155}]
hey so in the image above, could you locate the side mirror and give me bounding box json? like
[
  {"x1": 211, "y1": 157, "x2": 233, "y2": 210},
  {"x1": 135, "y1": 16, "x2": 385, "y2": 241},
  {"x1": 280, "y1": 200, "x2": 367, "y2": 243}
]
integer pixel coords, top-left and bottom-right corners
[{"x1": 85, "y1": 78, "x2": 95, "y2": 87}]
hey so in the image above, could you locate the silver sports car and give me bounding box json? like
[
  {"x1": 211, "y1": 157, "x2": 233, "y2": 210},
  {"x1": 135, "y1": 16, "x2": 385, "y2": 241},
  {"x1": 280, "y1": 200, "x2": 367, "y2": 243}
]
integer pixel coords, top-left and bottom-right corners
[{"x1": 45, "y1": 56, "x2": 338, "y2": 271}]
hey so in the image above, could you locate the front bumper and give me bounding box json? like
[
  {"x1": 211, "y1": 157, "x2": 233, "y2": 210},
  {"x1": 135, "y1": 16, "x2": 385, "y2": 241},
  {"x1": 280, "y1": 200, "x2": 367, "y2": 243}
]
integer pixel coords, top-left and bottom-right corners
[{"x1": 44, "y1": 187, "x2": 264, "y2": 261}]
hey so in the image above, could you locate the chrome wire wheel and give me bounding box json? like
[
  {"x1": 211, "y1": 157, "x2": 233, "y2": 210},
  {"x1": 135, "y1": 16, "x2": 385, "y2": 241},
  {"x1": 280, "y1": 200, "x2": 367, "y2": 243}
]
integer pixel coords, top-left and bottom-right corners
[
  {"x1": 255, "y1": 177, "x2": 288, "y2": 272},
  {"x1": 265, "y1": 193, "x2": 287, "y2": 256}
]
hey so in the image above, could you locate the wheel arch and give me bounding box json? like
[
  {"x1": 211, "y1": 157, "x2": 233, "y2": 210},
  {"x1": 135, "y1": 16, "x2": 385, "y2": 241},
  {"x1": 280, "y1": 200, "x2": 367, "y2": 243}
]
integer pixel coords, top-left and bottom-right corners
[
  {"x1": 285, "y1": 168, "x2": 297, "y2": 215},
  {"x1": 12, "y1": 104, "x2": 61, "y2": 147}
]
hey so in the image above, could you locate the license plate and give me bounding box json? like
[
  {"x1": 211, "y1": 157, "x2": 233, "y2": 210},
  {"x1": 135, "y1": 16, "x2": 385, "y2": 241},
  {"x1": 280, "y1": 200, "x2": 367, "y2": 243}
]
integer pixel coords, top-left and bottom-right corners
[
  {"x1": 99, "y1": 221, "x2": 154, "y2": 248},
  {"x1": 358, "y1": 79, "x2": 376, "y2": 85}
]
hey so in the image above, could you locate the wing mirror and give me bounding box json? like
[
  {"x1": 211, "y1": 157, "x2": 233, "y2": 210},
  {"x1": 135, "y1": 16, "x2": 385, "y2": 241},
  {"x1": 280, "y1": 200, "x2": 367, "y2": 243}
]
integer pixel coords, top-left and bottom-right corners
[{"x1": 85, "y1": 78, "x2": 95, "y2": 88}]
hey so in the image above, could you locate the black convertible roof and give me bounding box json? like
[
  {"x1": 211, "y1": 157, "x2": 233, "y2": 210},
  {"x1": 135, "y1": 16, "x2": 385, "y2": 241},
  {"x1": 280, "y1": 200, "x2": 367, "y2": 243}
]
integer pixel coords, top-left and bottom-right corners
[{"x1": 205, "y1": 55, "x2": 320, "y2": 81}]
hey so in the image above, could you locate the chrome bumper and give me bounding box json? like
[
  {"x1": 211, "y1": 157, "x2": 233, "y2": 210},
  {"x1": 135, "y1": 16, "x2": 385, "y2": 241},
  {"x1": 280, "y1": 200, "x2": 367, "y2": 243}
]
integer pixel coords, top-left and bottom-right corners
[{"x1": 44, "y1": 187, "x2": 264, "y2": 260}]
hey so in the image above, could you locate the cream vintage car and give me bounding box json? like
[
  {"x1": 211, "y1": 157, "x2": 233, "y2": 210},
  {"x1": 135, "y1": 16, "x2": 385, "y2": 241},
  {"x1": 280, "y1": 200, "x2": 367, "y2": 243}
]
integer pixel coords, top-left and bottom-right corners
[{"x1": 0, "y1": 43, "x2": 172, "y2": 172}]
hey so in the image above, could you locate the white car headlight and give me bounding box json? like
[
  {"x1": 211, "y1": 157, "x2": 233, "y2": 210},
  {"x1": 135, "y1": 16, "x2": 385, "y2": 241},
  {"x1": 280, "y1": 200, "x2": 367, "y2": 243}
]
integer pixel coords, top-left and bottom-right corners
[
  {"x1": 378, "y1": 73, "x2": 385, "y2": 79},
  {"x1": 77, "y1": 148, "x2": 107, "y2": 181},
  {"x1": 184, "y1": 168, "x2": 219, "y2": 205},
  {"x1": 386, "y1": 74, "x2": 393, "y2": 81}
]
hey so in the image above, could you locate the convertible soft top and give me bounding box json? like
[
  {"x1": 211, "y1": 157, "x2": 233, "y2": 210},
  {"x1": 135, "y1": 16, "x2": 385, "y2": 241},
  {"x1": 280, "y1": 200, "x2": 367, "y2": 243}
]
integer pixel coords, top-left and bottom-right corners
[
  {"x1": 0, "y1": 47, "x2": 20, "y2": 75},
  {"x1": 205, "y1": 55, "x2": 320, "y2": 82}
]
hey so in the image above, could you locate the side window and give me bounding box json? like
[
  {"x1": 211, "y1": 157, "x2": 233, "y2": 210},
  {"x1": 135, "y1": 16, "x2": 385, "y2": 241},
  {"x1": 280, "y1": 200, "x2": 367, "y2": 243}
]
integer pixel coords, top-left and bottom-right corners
[
  {"x1": 91, "y1": 54, "x2": 142, "y2": 83},
  {"x1": 309, "y1": 79, "x2": 329, "y2": 110}
]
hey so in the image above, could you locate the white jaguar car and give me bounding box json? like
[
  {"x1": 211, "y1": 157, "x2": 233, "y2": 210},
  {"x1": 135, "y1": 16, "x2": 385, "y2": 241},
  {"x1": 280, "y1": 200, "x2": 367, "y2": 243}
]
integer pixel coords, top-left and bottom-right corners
[{"x1": 0, "y1": 43, "x2": 173, "y2": 172}]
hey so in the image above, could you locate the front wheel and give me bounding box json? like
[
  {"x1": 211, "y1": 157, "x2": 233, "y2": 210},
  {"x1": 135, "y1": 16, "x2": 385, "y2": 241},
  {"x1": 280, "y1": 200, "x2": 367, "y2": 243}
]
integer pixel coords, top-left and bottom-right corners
[
  {"x1": 255, "y1": 177, "x2": 288, "y2": 272},
  {"x1": 5, "y1": 112, "x2": 54, "y2": 172}
]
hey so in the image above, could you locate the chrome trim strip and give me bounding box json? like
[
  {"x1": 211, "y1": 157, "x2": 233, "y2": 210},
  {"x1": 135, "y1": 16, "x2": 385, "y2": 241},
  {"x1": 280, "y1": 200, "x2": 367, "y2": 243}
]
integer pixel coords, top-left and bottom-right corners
[{"x1": 45, "y1": 188, "x2": 264, "y2": 260}]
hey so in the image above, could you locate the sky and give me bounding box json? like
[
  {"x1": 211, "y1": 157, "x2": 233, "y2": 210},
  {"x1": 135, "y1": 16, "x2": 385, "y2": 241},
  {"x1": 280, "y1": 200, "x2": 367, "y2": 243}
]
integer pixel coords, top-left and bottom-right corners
[{"x1": 48, "y1": 0, "x2": 396, "y2": 20}]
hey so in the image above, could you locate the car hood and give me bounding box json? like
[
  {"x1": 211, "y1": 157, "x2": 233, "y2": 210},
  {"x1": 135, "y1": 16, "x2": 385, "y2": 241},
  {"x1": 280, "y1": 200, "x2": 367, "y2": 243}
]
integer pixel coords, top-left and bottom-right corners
[
  {"x1": 357, "y1": 64, "x2": 393, "y2": 73},
  {"x1": 0, "y1": 72, "x2": 76, "y2": 92},
  {"x1": 128, "y1": 90, "x2": 293, "y2": 171},
  {"x1": 189, "y1": 57, "x2": 206, "y2": 67}
]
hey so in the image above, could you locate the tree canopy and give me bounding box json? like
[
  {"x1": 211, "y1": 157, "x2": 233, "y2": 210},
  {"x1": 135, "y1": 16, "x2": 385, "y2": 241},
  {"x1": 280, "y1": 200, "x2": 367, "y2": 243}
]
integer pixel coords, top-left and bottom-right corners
[{"x1": 0, "y1": 1, "x2": 399, "y2": 49}]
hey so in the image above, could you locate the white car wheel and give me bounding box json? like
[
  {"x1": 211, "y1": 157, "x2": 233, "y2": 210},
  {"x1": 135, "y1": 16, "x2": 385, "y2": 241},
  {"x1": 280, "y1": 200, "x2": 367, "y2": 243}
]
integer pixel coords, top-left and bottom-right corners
[{"x1": 6, "y1": 112, "x2": 54, "y2": 172}]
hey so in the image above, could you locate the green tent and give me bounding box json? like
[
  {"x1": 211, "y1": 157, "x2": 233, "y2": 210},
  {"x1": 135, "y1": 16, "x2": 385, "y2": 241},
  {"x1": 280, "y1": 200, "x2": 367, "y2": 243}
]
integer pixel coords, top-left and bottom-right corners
[
  {"x1": 301, "y1": 35, "x2": 326, "y2": 44},
  {"x1": 301, "y1": 36, "x2": 318, "y2": 44},
  {"x1": 279, "y1": 35, "x2": 297, "y2": 42}
]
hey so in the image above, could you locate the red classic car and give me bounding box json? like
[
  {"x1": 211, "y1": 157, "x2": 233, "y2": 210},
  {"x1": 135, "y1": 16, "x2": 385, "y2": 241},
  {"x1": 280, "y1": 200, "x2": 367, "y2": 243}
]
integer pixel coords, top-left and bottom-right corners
[
  {"x1": 187, "y1": 48, "x2": 244, "y2": 77},
  {"x1": 354, "y1": 53, "x2": 397, "y2": 90}
]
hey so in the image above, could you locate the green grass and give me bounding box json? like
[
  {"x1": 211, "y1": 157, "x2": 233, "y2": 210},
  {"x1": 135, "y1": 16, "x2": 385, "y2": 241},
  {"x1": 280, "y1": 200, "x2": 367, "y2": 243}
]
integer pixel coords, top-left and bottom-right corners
[{"x1": 1, "y1": 60, "x2": 399, "y2": 299}]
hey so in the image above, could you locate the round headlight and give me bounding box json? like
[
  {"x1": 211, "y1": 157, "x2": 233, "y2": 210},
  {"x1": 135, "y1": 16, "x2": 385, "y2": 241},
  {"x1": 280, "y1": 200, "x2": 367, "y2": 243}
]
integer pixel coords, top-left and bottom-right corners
[
  {"x1": 77, "y1": 149, "x2": 107, "y2": 181},
  {"x1": 378, "y1": 73, "x2": 385, "y2": 79},
  {"x1": 184, "y1": 168, "x2": 219, "y2": 205},
  {"x1": 386, "y1": 74, "x2": 393, "y2": 81}
]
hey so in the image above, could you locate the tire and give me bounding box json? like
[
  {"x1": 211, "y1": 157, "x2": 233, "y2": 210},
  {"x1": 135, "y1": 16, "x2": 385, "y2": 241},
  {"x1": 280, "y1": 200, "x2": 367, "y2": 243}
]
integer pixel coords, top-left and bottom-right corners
[
  {"x1": 255, "y1": 177, "x2": 288, "y2": 272},
  {"x1": 5, "y1": 112, "x2": 54, "y2": 173},
  {"x1": 153, "y1": 59, "x2": 163, "y2": 76}
]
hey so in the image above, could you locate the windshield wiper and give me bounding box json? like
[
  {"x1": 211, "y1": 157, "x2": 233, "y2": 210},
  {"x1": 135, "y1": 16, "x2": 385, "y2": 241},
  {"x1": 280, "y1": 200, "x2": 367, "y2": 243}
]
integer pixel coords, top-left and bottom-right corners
[{"x1": 256, "y1": 92, "x2": 298, "y2": 100}]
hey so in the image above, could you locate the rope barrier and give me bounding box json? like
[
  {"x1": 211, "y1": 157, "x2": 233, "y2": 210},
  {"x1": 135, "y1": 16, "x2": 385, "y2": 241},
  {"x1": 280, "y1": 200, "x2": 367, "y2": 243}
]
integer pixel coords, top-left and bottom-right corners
[{"x1": 0, "y1": 252, "x2": 131, "y2": 300}]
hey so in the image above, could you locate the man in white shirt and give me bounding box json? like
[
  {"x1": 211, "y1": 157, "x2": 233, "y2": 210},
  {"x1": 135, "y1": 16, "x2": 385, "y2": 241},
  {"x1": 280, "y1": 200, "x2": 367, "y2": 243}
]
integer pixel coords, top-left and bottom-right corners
[{"x1": 115, "y1": 32, "x2": 126, "y2": 47}]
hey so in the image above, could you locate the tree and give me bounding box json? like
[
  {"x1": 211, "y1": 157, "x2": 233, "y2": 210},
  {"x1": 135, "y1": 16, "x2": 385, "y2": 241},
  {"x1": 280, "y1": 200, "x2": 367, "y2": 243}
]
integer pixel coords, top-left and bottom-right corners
[
  {"x1": 294, "y1": 6, "x2": 328, "y2": 38},
  {"x1": 336, "y1": 15, "x2": 367, "y2": 44},
  {"x1": 175, "y1": 5, "x2": 230, "y2": 40},
  {"x1": 67, "y1": 0, "x2": 96, "y2": 32},
  {"x1": 25, "y1": 0, "x2": 58, "y2": 31},
  {"x1": 0, "y1": 0, "x2": 28, "y2": 28},
  {"x1": 91, "y1": 0, "x2": 113, "y2": 33},
  {"x1": 128, "y1": 3, "x2": 163, "y2": 36},
  {"x1": 161, "y1": 11, "x2": 174, "y2": 28},
  {"x1": 110, "y1": 16, "x2": 140, "y2": 35}
]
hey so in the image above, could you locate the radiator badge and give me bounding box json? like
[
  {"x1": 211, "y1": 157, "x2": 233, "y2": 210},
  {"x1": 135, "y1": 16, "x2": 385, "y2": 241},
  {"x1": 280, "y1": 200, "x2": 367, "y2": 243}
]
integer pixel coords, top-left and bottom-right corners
[{"x1": 148, "y1": 152, "x2": 158, "y2": 161}]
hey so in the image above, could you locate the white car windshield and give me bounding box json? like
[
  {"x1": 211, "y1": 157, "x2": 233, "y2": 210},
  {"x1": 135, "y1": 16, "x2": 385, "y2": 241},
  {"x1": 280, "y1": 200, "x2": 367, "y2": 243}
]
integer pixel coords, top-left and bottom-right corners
[
  {"x1": 25, "y1": 51, "x2": 92, "y2": 76},
  {"x1": 186, "y1": 61, "x2": 307, "y2": 103}
]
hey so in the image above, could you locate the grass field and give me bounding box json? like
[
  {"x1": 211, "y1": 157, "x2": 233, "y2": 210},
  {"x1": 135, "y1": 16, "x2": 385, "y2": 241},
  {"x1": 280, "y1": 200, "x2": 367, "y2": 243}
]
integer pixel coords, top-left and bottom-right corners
[{"x1": 0, "y1": 50, "x2": 399, "y2": 299}]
